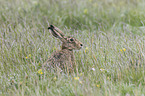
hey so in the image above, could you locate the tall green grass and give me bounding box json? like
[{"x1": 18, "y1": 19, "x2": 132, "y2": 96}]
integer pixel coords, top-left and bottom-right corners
[{"x1": 1, "y1": 0, "x2": 145, "y2": 95}]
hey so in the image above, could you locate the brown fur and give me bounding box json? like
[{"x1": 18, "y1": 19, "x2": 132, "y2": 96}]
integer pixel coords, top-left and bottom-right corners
[{"x1": 43, "y1": 25, "x2": 83, "y2": 72}]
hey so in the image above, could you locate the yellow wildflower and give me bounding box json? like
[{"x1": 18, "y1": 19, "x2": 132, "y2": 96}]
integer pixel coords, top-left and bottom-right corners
[
  {"x1": 53, "y1": 77, "x2": 57, "y2": 81},
  {"x1": 79, "y1": 81, "x2": 83, "y2": 84},
  {"x1": 38, "y1": 69, "x2": 43, "y2": 75},
  {"x1": 120, "y1": 48, "x2": 126, "y2": 52},
  {"x1": 85, "y1": 47, "x2": 89, "y2": 50},
  {"x1": 100, "y1": 68, "x2": 105, "y2": 71},
  {"x1": 96, "y1": 84, "x2": 100, "y2": 88},
  {"x1": 29, "y1": 54, "x2": 31, "y2": 57},
  {"x1": 26, "y1": 57, "x2": 28, "y2": 59},
  {"x1": 85, "y1": 47, "x2": 89, "y2": 53},
  {"x1": 40, "y1": 72, "x2": 43, "y2": 74},
  {"x1": 84, "y1": 9, "x2": 88, "y2": 14},
  {"x1": 123, "y1": 48, "x2": 126, "y2": 52},
  {"x1": 53, "y1": 47, "x2": 57, "y2": 50},
  {"x1": 74, "y1": 77, "x2": 79, "y2": 80},
  {"x1": 107, "y1": 77, "x2": 110, "y2": 80}
]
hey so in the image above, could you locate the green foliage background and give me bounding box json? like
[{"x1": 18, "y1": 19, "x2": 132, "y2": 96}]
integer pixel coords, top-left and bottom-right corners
[{"x1": 0, "y1": 0, "x2": 145, "y2": 95}]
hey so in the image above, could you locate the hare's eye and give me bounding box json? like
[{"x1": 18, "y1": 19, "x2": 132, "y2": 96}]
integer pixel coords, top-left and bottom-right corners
[{"x1": 70, "y1": 38, "x2": 74, "y2": 41}]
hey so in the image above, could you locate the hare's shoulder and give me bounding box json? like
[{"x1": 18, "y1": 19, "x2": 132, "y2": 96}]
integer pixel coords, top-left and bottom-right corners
[{"x1": 50, "y1": 50, "x2": 71, "y2": 60}]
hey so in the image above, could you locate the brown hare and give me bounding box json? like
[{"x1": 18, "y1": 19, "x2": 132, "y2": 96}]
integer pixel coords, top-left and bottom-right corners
[{"x1": 43, "y1": 25, "x2": 83, "y2": 72}]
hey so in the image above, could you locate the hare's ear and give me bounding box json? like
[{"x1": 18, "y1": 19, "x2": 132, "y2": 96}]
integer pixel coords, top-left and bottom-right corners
[{"x1": 48, "y1": 25, "x2": 66, "y2": 42}]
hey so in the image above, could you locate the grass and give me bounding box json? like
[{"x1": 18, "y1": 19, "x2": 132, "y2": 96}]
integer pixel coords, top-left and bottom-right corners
[{"x1": 0, "y1": 0, "x2": 145, "y2": 95}]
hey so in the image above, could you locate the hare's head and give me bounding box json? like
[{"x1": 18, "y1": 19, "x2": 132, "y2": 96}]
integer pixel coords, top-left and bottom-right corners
[{"x1": 48, "y1": 25, "x2": 83, "y2": 50}]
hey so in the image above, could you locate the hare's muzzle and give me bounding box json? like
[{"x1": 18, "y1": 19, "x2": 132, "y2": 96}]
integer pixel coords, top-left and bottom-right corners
[
  {"x1": 77, "y1": 43, "x2": 83, "y2": 50},
  {"x1": 79, "y1": 43, "x2": 83, "y2": 49}
]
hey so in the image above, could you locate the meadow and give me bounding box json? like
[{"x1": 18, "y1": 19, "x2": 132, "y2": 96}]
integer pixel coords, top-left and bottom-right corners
[{"x1": 0, "y1": 0, "x2": 145, "y2": 95}]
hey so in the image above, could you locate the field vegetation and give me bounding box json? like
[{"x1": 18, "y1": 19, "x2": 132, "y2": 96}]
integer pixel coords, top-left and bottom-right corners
[{"x1": 0, "y1": 0, "x2": 145, "y2": 95}]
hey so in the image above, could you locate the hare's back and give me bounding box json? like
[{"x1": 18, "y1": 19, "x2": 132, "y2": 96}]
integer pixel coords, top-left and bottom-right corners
[{"x1": 50, "y1": 50, "x2": 71, "y2": 63}]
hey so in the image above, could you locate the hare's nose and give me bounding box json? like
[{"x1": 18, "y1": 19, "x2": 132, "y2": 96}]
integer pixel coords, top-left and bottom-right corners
[{"x1": 80, "y1": 44, "x2": 83, "y2": 46}]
